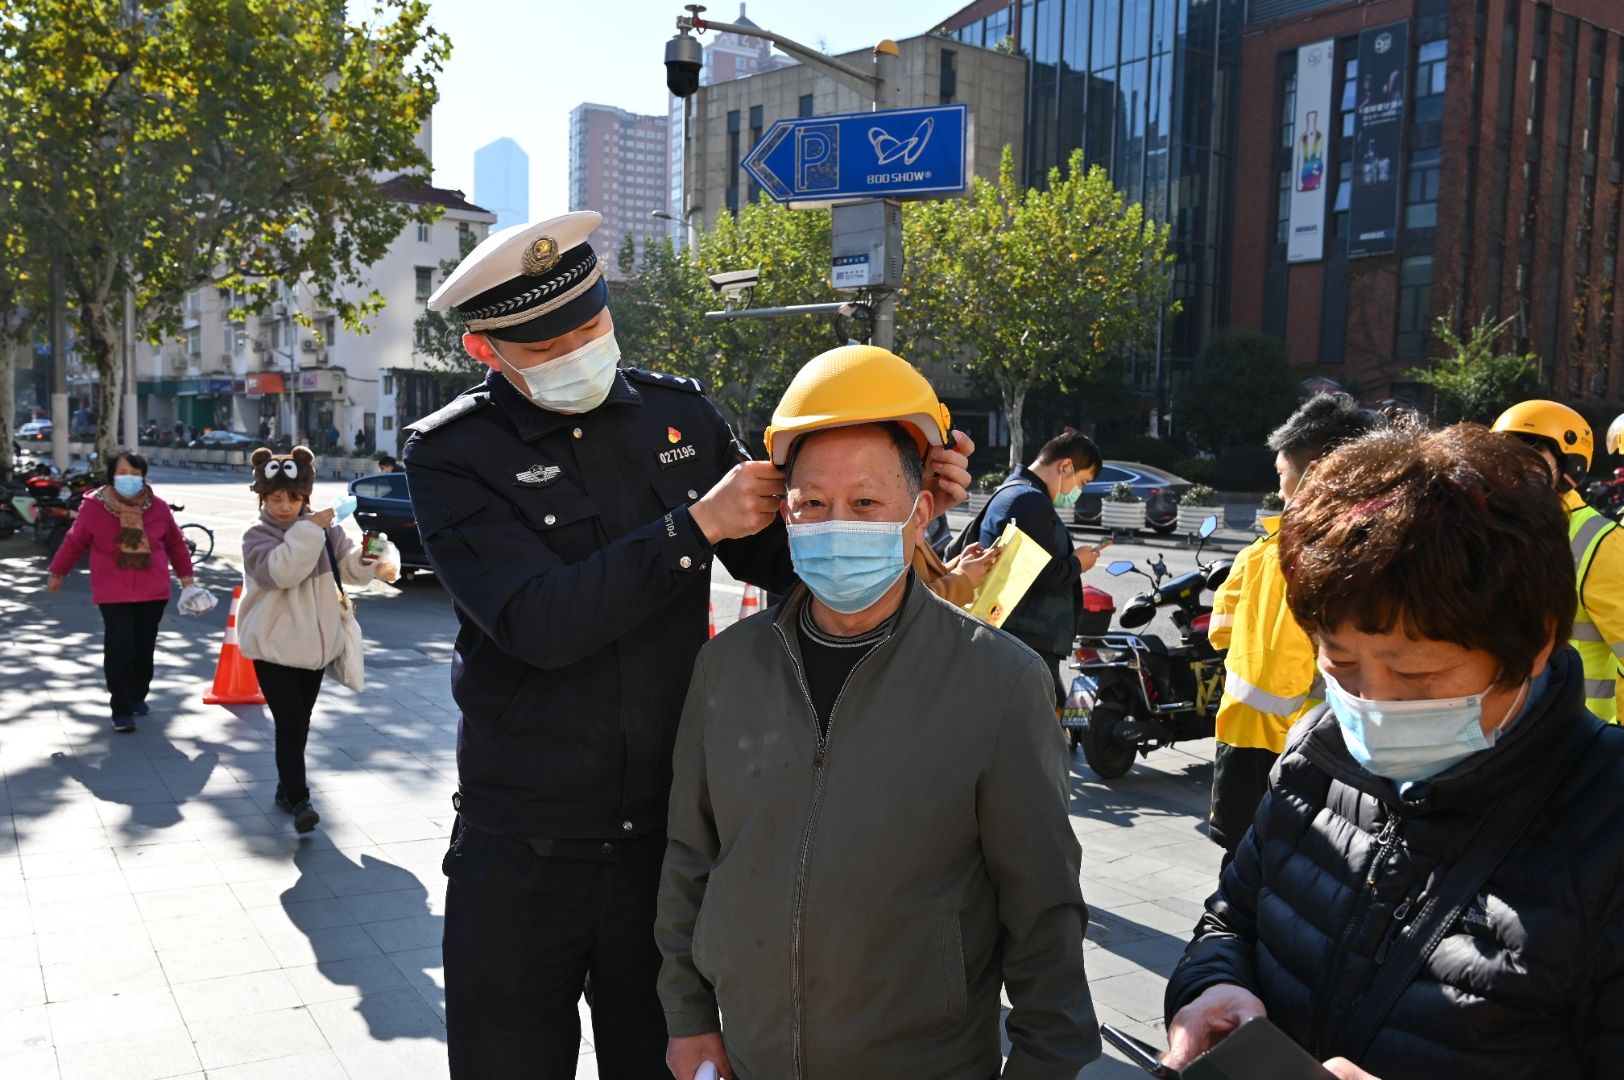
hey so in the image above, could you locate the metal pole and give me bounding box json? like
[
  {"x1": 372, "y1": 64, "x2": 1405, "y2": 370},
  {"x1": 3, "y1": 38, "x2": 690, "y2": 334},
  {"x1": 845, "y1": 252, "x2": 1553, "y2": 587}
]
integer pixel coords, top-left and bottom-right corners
[
  {"x1": 869, "y1": 40, "x2": 901, "y2": 352},
  {"x1": 122, "y1": 283, "x2": 138, "y2": 449},
  {"x1": 684, "y1": 93, "x2": 699, "y2": 247},
  {"x1": 50, "y1": 262, "x2": 69, "y2": 470}
]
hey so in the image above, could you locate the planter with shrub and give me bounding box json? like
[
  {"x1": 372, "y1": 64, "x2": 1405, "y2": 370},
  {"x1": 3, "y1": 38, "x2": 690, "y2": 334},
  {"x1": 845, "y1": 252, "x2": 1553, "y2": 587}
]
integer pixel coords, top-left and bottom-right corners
[
  {"x1": 1100, "y1": 481, "x2": 1146, "y2": 532},
  {"x1": 1177, "y1": 483, "x2": 1221, "y2": 534},
  {"x1": 1255, "y1": 491, "x2": 1285, "y2": 531}
]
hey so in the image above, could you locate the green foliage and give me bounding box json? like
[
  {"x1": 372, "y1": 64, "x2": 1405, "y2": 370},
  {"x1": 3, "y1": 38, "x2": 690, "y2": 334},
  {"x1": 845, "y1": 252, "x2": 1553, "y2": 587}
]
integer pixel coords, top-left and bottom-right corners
[
  {"x1": 900, "y1": 146, "x2": 1177, "y2": 468},
  {"x1": 612, "y1": 201, "x2": 860, "y2": 439},
  {"x1": 1174, "y1": 457, "x2": 1216, "y2": 486},
  {"x1": 1176, "y1": 331, "x2": 1302, "y2": 453},
  {"x1": 1406, "y1": 314, "x2": 1545, "y2": 425},
  {"x1": 1260, "y1": 491, "x2": 1286, "y2": 511},
  {"x1": 1106, "y1": 481, "x2": 1138, "y2": 503},
  {"x1": 1182, "y1": 483, "x2": 1217, "y2": 506},
  {"x1": 1101, "y1": 433, "x2": 1185, "y2": 471},
  {"x1": 0, "y1": 0, "x2": 447, "y2": 459}
]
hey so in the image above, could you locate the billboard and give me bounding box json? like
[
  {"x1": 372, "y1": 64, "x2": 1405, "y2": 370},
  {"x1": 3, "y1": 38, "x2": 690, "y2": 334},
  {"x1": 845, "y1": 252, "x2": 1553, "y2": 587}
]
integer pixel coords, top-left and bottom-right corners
[
  {"x1": 1288, "y1": 39, "x2": 1336, "y2": 263},
  {"x1": 1348, "y1": 22, "x2": 1409, "y2": 258}
]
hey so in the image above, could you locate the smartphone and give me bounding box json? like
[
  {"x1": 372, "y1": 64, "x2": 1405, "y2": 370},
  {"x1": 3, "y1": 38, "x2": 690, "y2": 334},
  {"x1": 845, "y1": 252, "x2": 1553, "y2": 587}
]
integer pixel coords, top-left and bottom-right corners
[
  {"x1": 1092, "y1": 540, "x2": 1114, "y2": 553},
  {"x1": 1101, "y1": 1025, "x2": 1177, "y2": 1078}
]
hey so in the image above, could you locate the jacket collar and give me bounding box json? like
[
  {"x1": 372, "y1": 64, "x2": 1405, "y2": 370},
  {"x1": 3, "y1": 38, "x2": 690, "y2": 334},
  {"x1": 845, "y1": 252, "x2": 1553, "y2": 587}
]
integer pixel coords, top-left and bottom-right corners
[
  {"x1": 484, "y1": 366, "x2": 642, "y2": 441},
  {"x1": 772, "y1": 573, "x2": 924, "y2": 652},
  {"x1": 1005, "y1": 464, "x2": 1046, "y2": 492},
  {"x1": 1298, "y1": 646, "x2": 1595, "y2": 812},
  {"x1": 1561, "y1": 487, "x2": 1586, "y2": 513}
]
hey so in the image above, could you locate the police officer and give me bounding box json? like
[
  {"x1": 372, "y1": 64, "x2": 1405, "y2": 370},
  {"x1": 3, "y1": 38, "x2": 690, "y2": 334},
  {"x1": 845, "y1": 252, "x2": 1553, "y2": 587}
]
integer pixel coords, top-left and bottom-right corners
[{"x1": 403, "y1": 212, "x2": 973, "y2": 1079}]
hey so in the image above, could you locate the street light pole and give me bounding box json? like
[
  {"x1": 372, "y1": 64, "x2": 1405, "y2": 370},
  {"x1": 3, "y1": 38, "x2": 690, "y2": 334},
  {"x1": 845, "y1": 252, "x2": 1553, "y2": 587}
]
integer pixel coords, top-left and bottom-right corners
[{"x1": 651, "y1": 209, "x2": 698, "y2": 249}]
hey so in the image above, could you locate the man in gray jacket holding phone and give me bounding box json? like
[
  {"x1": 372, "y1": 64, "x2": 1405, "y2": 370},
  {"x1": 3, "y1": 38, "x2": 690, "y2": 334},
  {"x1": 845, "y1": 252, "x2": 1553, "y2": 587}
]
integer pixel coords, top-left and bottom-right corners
[{"x1": 656, "y1": 348, "x2": 1099, "y2": 1080}]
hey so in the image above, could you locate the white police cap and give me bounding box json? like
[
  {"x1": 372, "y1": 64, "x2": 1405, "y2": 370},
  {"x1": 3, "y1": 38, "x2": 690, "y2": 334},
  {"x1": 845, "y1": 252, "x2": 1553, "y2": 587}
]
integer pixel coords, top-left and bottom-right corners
[{"x1": 428, "y1": 211, "x2": 608, "y2": 342}]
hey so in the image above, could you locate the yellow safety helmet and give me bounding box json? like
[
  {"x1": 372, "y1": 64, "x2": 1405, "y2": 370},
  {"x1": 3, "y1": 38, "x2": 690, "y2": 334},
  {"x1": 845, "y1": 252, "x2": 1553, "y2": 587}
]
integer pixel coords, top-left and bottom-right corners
[
  {"x1": 1491, "y1": 399, "x2": 1593, "y2": 487},
  {"x1": 763, "y1": 345, "x2": 952, "y2": 466}
]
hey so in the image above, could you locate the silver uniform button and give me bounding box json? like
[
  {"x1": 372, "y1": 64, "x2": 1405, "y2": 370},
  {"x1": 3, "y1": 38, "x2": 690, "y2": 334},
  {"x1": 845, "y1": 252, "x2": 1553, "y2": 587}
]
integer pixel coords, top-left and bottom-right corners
[
  {"x1": 543, "y1": 514, "x2": 557, "y2": 526},
  {"x1": 679, "y1": 555, "x2": 693, "y2": 569},
  {"x1": 572, "y1": 427, "x2": 583, "y2": 439},
  {"x1": 621, "y1": 820, "x2": 633, "y2": 832},
  {"x1": 687, "y1": 489, "x2": 698, "y2": 499}
]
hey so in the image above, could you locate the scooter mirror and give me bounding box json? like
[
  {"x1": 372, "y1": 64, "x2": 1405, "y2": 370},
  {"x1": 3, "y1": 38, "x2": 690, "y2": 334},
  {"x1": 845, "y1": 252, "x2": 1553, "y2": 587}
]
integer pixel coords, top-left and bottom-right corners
[
  {"x1": 1199, "y1": 515, "x2": 1218, "y2": 538},
  {"x1": 1106, "y1": 560, "x2": 1136, "y2": 576}
]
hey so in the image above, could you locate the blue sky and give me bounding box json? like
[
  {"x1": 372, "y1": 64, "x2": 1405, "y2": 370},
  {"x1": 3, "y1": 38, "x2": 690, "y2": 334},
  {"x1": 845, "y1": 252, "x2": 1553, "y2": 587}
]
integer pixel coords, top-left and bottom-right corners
[{"x1": 427, "y1": 0, "x2": 963, "y2": 219}]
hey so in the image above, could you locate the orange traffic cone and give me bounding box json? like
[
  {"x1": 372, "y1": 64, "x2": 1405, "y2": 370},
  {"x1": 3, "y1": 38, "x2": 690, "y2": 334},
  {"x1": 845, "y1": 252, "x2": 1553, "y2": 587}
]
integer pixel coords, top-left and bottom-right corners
[
  {"x1": 203, "y1": 585, "x2": 266, "y2": 705},
  {"x1": 738, "y1": 586, "x2": 761, "y2": 623},
  {"x1": 708, "y1": 601, "x2": 717, "y2": 639}
]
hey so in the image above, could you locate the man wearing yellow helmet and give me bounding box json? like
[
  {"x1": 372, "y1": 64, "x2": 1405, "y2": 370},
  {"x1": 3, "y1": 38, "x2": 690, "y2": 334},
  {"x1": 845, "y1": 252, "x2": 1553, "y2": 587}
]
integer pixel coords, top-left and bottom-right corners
[{"x1": 1493, "y1": 399, "x2": 1624, "y2": 721}]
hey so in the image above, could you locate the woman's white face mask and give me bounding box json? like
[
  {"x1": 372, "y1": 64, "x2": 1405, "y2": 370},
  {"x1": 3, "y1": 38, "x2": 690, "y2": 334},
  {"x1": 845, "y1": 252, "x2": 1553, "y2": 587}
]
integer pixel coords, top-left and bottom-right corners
[{"x1": 489, "y1": 330, "x2": 622, "y2": 414}]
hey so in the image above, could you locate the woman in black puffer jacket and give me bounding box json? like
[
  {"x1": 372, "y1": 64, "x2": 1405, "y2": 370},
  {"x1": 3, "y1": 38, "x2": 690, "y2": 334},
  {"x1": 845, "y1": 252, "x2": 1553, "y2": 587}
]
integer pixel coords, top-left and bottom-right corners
[{"x1": 1162, "y1": 420, "x2": 1624, "y2": 1080}]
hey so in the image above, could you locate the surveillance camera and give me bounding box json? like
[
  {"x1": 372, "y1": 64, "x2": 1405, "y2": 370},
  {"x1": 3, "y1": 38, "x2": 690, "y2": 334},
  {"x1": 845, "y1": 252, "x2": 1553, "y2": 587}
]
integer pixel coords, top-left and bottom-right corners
[
  {"x1": 665, "y1": 33, "x2": 703, "y2": 99},
  {"x1": 707, "y1": 269, "x2": 761, "y2": 293}
]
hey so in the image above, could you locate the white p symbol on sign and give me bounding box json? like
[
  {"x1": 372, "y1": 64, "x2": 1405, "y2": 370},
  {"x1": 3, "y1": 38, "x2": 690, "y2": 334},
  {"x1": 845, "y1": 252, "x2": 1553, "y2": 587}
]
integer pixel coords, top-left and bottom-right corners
[{"x1": 797, "y1": 125, "x2": 838, "y2": 191}]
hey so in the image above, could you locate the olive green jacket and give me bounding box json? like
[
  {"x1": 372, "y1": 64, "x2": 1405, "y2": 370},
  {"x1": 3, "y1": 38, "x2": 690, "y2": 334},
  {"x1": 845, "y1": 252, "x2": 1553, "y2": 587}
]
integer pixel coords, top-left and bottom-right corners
[{"x1": 656, "y1": 581, "x2": 1101, "y2": 1080}]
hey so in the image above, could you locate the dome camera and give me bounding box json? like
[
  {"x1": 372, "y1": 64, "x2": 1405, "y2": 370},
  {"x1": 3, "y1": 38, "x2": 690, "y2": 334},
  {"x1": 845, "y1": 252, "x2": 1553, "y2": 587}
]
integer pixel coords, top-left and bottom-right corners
[{"x1": 666, "y1": 32, "x2": 703, "y2": 99}]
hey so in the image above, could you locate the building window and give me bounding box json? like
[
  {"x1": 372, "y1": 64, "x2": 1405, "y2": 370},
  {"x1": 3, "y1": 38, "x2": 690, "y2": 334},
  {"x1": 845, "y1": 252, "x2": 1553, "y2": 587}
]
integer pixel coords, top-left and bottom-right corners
[
  {"x1": 1397, "y1": 255, "x2": 1434, "y2": 358},
  {"x1": 186, "y1": 328, "x2": 201, "y2": 357},
  {"x1": 382, "y1": 416, "x2": 393, "y2": 431},
  {"x1": 941, "y1": 48, "x2": 957, "y2": 103},
  {"x1": 415, "y1": 267, "x2": 434, "y2": 302},
  {"x1": 748, "y1": 105, "x2": 763, "y2": 204},
  {"x1": 1275, "y1": 69, "x2": 1296, "y2": 247},
  {"x1": 321, "y1": 317, "x2": 336, "y2": 347},
  {"x1": 382, "y1": 374, "x2": 394, "y2": 395},
  {"x1": 1413, "y1": 39, "x2": 1448, "y2": 125},
  {"x1": 726, "y1": 109, "x2": 741, "y2": 216},
  {"x1": 417, "y1": 223, "x2": 430, "y2": 243},
  {"x1": 1405, "y1": 146, "x2": 1442, "y2": 229}
]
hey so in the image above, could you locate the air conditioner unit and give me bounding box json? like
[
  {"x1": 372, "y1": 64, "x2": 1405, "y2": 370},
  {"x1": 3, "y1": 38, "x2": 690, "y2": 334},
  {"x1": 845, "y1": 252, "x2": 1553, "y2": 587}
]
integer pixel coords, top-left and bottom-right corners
[
  {"x1": 169, "y1": 356, "x2": 187, "y2": 372},
  {"x1": 301, "y1": 339, "x2": 318, "y2": 353},
  {"x1": 272, "y1": 302, "x2": 288, "y2": 317},
  {"x1": 313, "y1": 351, "x2": 329, "y2": 367},
  {"x1": 251, "y1": 339, "x2": 266, "y2": 353}
]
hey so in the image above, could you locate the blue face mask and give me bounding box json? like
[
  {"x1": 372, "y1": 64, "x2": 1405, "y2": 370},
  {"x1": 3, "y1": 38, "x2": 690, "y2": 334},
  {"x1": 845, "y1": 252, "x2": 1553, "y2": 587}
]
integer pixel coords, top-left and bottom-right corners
[
  {"x1": 333, "y1": 494, "x2": 358, "y2": 523},
  {"x1": 1323, "y1": 670, "x2": 1529, "y2": 784},
  {"x1": 787, "y1": 498, "x2": 918, "y2": 615},
  {"x1": 112, "y1": 475, "x2": 145, "y2": 499}
]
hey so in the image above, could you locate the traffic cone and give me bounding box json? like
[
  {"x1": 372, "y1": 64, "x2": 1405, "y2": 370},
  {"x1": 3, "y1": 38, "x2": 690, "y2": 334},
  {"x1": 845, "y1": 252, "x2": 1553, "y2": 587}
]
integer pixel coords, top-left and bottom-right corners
[
  {"x1": 203, "y1": 585, "x2": 266, "y2": 705},
  {"x1": 708, "y1": 601, "x2": 717, "y2": 640},
  {"x1": 737, "y1": 586, "x2": 761, "y2": 623}
]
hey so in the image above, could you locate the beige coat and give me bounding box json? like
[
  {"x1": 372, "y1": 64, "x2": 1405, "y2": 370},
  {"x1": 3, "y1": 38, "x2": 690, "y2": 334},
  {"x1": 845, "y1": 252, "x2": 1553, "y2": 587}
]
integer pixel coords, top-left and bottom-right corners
[{"x1": 238, "y1": 514, "x2": 375, "y2": 671}]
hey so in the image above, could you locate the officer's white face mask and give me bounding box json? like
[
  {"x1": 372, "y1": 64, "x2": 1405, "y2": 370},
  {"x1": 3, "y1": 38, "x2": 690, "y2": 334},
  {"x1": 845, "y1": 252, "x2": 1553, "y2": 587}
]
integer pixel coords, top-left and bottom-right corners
[{"x1": 488, "y1": 330, "x2": 621, "y2": 414}]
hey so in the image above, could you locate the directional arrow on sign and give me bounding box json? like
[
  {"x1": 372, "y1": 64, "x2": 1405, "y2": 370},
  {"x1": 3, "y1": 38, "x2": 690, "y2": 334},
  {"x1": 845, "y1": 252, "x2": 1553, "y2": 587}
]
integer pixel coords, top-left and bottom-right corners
[{"x1": 741, "y1": 103, "x2": 968, "y2": 204}]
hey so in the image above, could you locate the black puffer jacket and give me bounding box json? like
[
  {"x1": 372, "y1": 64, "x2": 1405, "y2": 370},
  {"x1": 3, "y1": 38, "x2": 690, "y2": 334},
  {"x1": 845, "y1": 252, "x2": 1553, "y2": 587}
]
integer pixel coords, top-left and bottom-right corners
[{"x1": 1164, "y1": 648, "x2": 1624, "y2": 1078}]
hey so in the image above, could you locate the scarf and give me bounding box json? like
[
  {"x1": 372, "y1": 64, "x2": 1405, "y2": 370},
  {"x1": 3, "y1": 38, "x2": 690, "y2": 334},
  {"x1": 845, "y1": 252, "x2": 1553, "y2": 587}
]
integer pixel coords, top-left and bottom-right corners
[{"x1": 100, "y1": 485, "x2": 152, "y2": 571}]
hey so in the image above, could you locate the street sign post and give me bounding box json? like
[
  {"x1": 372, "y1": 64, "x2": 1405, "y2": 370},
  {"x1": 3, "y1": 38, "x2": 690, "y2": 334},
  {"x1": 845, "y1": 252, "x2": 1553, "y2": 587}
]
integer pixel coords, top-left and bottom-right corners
[{"x1": 743, "y1": 103, "x2": 968, "y2": 203}]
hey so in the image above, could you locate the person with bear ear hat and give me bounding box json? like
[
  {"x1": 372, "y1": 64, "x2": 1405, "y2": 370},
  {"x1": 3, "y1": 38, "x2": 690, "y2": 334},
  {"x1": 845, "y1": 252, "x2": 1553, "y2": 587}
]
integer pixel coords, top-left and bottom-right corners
[{"x1": 237, "y1": 446, "x2": 396, "y2": 833}]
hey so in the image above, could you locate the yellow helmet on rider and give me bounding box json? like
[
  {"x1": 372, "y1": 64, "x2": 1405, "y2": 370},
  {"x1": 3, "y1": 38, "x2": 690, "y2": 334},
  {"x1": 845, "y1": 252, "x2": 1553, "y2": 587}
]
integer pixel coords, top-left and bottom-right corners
[
  {"x1": 1491, "y1": 399, "x2": 1593, "y2": 490},
  {"x1": 763, "y1": 345, "x2": 952, "y2": 466}
]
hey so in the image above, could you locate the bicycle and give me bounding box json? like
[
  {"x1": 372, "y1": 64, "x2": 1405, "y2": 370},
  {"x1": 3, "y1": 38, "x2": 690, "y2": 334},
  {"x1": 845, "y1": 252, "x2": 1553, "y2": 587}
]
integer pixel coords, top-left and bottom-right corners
[{"x1": 168, "y1": 504, "x2": 215, "y2": 564}]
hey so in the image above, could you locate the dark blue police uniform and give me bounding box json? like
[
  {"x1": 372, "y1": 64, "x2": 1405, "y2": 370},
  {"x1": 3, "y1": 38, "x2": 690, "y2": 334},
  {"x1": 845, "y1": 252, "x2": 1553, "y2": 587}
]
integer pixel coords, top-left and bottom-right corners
[{"x1": 405, "y1": 364, "x2": 792, "y2": 1078}]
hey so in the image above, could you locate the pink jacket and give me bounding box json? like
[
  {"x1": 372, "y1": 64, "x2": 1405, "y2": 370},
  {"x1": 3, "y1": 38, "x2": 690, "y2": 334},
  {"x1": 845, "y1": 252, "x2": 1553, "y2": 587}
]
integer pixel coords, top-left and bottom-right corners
[{"x1": 49, "y1": 489, "x2": 193, "y2": 606}]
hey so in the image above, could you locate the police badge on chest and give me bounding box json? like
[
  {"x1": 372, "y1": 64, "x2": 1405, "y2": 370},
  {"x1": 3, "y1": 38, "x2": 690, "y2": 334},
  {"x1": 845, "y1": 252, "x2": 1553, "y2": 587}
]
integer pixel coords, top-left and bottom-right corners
[{"x1": 658, "y1": 426, "x2": 697, "y2": 468}]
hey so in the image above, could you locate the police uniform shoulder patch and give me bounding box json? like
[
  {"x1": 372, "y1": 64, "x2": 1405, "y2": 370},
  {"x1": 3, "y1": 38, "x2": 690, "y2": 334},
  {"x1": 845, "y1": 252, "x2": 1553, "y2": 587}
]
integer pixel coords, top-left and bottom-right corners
[
  {"x1": 404, "y1": 392, "x2": 491, "y2": 437},
  {"x1": 625, "y1": 368, "x2": 705, "y2": 395}
]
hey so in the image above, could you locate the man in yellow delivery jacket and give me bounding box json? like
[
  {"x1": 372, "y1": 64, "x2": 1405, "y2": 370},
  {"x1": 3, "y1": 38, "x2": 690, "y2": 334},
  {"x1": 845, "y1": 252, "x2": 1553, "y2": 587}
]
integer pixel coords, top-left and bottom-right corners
[
  {"x1": 1494, "y1": 400, "x2": 1624, "y2": 722},
  {"x1": 1207, "y1": 394, "x2": 1374, "y2": 864}
]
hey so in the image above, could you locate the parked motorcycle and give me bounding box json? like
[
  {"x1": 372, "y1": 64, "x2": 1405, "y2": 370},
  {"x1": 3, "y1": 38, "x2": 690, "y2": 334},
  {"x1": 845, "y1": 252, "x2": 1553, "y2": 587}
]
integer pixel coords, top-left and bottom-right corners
[
  {"x1": 1586, "y1": 466, "x2": 1624, "y2": 518},
  {"x1": 1063, "y1": 515, "x2": 1233, "y2": 779}
]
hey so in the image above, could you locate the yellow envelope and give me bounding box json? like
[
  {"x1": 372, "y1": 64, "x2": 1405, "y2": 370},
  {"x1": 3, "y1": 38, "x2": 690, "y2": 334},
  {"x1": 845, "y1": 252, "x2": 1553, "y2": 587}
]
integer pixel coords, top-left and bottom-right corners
[{"x1": 966, "y1": 521, "x2": 1051, "y2": 628}]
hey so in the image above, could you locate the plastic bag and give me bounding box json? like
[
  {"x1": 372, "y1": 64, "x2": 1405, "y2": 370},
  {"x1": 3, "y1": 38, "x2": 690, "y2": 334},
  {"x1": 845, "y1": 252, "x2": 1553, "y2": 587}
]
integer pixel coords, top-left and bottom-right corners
[
  {"x1": 177, "y1": 584, "x2": 218, "y2": 617},
  {"x1": 366, "y1": 539, "x2": 403, "y2": 583}
]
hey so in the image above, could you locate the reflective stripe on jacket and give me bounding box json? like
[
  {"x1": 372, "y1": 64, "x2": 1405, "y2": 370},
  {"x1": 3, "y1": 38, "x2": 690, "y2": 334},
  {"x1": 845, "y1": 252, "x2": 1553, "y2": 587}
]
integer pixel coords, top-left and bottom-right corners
[
  {"x1": 1565, "y1": 492, "x2": 1624, "y2": 722},
  {"x1": 1212, "y1": 516, "x2": 1319, "y2": 753}
]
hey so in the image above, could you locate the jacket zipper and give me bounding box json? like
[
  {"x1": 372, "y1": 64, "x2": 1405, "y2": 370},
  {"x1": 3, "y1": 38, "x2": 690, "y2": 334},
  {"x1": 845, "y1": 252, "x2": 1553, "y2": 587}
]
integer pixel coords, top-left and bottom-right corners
[
  {"x1": 1314, "y1": 810, "x2": 1404, "y2": 1054},
  {"x1": 773, "y1": 618, "x2": 892, "y2": 1080}
]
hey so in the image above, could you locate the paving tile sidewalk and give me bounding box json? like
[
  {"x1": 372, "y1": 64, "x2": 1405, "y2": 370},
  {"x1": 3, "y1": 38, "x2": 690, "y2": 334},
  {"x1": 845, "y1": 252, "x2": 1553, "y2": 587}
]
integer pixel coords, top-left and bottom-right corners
[{"x1": 0, "y1": 546, "x2": 1224, "y2": 1078}]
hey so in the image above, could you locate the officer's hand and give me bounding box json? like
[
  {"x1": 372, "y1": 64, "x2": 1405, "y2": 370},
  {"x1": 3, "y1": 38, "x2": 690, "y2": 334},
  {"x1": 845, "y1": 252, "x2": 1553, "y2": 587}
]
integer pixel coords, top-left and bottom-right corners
[
  {"x1": 690, "y1": 461, "x2": 783, "y2": 544},
  {"x1": 666, "y1": 1033, "x2": 732, "y2": 1080},
  {"x1": 924, "y1": 429, "x2": 975, "y2": 515},
  {"x1": 309, "y1": 508, "x2": 336, "y2": 529}
]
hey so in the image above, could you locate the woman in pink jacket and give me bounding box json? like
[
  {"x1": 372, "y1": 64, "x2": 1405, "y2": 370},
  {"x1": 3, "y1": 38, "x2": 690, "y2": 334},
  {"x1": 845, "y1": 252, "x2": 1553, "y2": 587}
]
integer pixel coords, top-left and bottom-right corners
[{"x1": 48, "y1": 451, "x2": 195, "y2": 732}]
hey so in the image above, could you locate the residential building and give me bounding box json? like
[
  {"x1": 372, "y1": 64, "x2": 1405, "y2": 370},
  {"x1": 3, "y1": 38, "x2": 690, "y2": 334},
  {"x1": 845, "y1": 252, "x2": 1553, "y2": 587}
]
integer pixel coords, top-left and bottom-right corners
[
  {"x1": 1231, "y1": 0, "x2": 1624, "y2": 406},
  {"x1": 474, "y1": 137, "x2": 530, "y2": 231},
  {"x1": 667, "y1": 3, "x2": 793, "y2": 243},
  {"x1": 937, "y1": 0, "x2": 1243, "y2": 422},
  {"x1": 569, "y1": 104, "x2": 670, "y2": 275},
  {"x1": 136, "y1": 179, "x2": 496, "y2": 455}
]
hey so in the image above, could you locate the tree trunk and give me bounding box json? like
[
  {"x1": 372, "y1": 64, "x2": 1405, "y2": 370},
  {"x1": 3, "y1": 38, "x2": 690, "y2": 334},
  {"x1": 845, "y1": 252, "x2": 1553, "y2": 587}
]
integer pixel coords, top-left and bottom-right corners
[
  {"x1": 1004, "y1": 381, "x2": 1029, "y2": 470},
  {"x1": 0, "y1": 338, "x2": 13, "y2": 476},
  {"x1": 79, "y1": 306, "x2": 122, "y2": 464}
]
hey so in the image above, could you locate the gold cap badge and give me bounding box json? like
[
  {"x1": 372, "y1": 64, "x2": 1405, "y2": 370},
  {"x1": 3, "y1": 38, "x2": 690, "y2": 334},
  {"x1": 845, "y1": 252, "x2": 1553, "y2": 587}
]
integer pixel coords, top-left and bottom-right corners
[{"x1": 521, "y1": 236, "x2": 561, "y2": 276}]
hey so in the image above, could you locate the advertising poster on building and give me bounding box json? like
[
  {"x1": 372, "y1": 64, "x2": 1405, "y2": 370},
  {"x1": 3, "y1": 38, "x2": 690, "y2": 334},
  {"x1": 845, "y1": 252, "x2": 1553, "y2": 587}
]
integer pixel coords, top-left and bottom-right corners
[
  {"x1": 1289, "y1": 39, "x2": 1336, "y2": 263},
  {"x1": 1348, "y1": 22, "x2": 1409, "y2": 258}
]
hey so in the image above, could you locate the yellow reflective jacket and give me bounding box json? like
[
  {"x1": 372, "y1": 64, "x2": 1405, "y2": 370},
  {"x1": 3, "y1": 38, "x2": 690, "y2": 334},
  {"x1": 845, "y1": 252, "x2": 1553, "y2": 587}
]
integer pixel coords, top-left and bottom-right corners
[
  {"x1": 1562, "y1": 490, "x2": 1624, "y2": 722},
  {"x1": 1210, "y1": 516, "x2": 1320, "y2": 753}
]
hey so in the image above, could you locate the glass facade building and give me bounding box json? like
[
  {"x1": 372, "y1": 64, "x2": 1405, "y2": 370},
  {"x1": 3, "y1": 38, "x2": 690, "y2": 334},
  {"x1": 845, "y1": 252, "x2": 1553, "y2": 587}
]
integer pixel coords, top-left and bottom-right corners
[{"x1": 943, "y1": 0, "x2": 1242, "y2": 399}]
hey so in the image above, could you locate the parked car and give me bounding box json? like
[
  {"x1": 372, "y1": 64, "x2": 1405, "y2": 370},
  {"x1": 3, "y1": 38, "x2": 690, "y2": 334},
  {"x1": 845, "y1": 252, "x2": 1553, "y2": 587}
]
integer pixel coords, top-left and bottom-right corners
[
  {"x1": 189, "y1": 430, "x2": 266, "y2": 450},
  {"x1": 17, "y1": 420, "x2": 52, "y2": 441},
  {"x1": 1074, "y1": 460, "x2": 1190, "y2": 535},
  {"x1": 347, "y1": 471, "x2": 429, "y2": 578}
]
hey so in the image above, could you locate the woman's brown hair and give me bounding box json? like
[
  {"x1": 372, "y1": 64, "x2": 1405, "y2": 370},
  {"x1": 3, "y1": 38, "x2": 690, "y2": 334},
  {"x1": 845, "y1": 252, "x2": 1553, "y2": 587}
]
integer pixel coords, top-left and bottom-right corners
[{"x1": 1279, "y1": 418, "x2": 1575, "y2": 687}]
